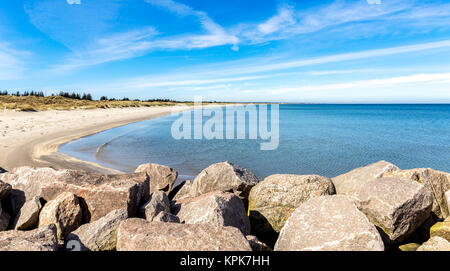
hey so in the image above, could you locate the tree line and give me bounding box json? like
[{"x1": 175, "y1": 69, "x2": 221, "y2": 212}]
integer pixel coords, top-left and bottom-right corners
[{"x1": 0, "y1": 90, "x2": 179, "y2": 102}]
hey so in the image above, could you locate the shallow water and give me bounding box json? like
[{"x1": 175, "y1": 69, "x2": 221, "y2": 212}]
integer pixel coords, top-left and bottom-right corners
[{"x1": 59, "y1": 104, "x2": 450, "y2": 179}]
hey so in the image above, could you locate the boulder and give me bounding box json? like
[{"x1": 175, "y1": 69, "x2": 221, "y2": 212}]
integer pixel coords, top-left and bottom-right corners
[
  {"x1": 446, "y1": 190, "x2": 450, "y2": 216},
  {"x1": 66, "y1": 209, "x2": 128, "y2": 251},
  {"x1": 38, "y1": 192, "x2": 82, "y2": 240},
  {"x1": 430, "y1": 217, "x2": 450, "y2": 242},
  {"x1": 416, "y1": 236, "x2": 450, "y2": 251},
  {"x1": 190, "y1": 162, "x2": 259, "y2": 199},
  {"x1": 398, "y1": 243, "x2": 420, "y2": 251},
  {"x1": 246, "y1": 235, "x2": 271, "y2": 251},
  {"x1": 383, "y1": 168, "x2": 450, "y2": 218},
  {"x1": 248, "y1": 174, "x2": 335, "y2": 236},
  {"x1": 353, "y1": 177, "x2": 433, "y2": 243},
  {"x1": 13, "y1": 196, "x2": 41, "y2": 230},
  {"x1": 116, "y1": 218, "x2": 252, "y2": 251},
  {"x1": 0, "y1": 203, "x2": 10, "y2": 231},
  {"x1": 1, "y1": 167, "x2": 150, "y2": 222},
  {"x1": 274, "y1": 195, "x2": 384, "y2": 251},
  {"x1": 0, "y1": 180, "x2": 11, "y2": 200},
  {"x1": 170, "y1": 180, "x2": 194, "y2": 201},
  {"x1": 153, "y1": 211, "x2": 180, "y2": 223},
  {"x1": 135, "y1": 163, "x2": 178, "y2": 193},
  {"x1": 140, "y1": 191, "x2": 171, "y2": 221},
  {"x1": 173, "y1": 191, "x2": 251, "y2": 235},
  {"x1": 332, "y1": 160, "x2": 399, "y2": 196},
  {"x1": 0, "y1": 224, "x2": 58, "y2": 251}
]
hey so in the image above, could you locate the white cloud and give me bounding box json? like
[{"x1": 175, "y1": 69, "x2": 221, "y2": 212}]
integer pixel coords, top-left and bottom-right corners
[
  {"x1": 258, "y1": 6, "x2": 296, "y2": 34},
  {"x1": 0, "y1": 43, "x2": 30, "y2": 81},
  {"x1": 67, "y1": 0, "x2": 81, "y2": 5},
  {"x1": 367, "y1": 0, "x2": 381, "y2": 5}
]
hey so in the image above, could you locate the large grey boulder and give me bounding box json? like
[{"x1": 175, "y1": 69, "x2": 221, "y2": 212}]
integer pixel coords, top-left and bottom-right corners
[
  {"x1": 382, "y1": 168, "x2": 450, "y2": 218},
  {"x1": 173, "y1": 191, "x2": 251, "y2": 235},
  {"x1": 0, "y1": 203, "x2": 10, "y2": 231},
  {"x1": 38, "y1": 192, "x2": 82, "y2": 240},
  {"x1": 190, "y1": 162, "x2": 259, "y2": 199},
  {"x1": 0, "y1": 180, "x2": 11, "y2": 200},
  {"x1": 135, "y1": 163, "x2": 178, "y2": 193},
  {"x1": 353, "y1": 177, "x2": 433, "y2": 243},
  {"x1": 248, "y1": 174, "x2": 335, "y2": 236},
  {"x1": 116, "y1": 218, "x2": 252, "y2": 251},
  {"x1": 446, "y1": 190, "x2": 450, "y2": 216},
  {"x1": 332, "y1": 160, "x2": 399, "y2": 196},
  {"x1": 66, "y1": 209, "x2": 128, "y2": 251},
  {"x1": 416, "y1": 236, "x2": 450, "y2": 251},
  {"x1": 274, "y1": 195, "x2": 384, "y2": 251},
  {"x1": 13, "y1": 196, "x2": 41, "y2": 230},
  {"x1": 0, "y1": 224, "x2": 58, "y2": 251},
  {"x1": 139, "y1": 191, "x2": 171, "y2": 221},
  {"x1": 171, "y1": 180, "x2": 194, "y2": 201},
  {"x1": 1, "y1": 167, "x2": 150, "y2": 222}
]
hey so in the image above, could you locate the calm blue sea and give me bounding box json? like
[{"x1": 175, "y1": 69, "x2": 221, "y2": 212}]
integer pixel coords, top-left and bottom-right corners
[{"x1": 59, "y1": 104, "x2": 450, "y2": 180}]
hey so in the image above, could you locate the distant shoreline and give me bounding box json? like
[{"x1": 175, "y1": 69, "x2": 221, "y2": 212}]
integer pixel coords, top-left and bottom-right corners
[{"x1": 0, "y1": 104, "x2": 227, "y2": 173}]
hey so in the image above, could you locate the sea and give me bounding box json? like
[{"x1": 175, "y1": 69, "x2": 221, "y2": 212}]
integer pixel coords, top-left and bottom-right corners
[{"x1": 59, "y1": 104, "x2": 450, "y2": 180}]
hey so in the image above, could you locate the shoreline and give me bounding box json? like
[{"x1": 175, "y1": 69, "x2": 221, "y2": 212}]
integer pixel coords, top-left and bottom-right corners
[{"x1": 0, "y1": 104, "x2": 227, "y2": 174}]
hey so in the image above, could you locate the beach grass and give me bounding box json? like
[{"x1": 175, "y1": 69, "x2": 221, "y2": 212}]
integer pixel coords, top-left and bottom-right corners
[{"x1": 0, "y1": 95, "x2": 221, "y2": 111}]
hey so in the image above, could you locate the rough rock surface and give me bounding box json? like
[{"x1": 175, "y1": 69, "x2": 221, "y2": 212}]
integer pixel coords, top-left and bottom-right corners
[
  {"x1": 430, "y1": 217, "x2": 450, "y2": 242},
  {"x1": 354, "y1": 177, "x2": 433, "y2": 243},
  {"x1": 274, "y1": 195, "x2": 384, "y2": 251},
  {"x1": 153, "y1": 211, "x2": 180, "y2": 223},
  {"x1": 171, "y1": 180, "x2": 193, "y2": 201},
  {"x1": 0, "y1": 224, "x2": 58, "y2": 251},
  {"x1": 135, "y1": 163, "x2": 178, "y2": 193},
  {"x1": 416, "y1": 236, "x2": 450, "y2": 251},
  {"x1": 0, "y1": 180, "x2": 11, "y2": 200},
  {"x1": 190, "y1": 162, "x2": 259, "y2": 199},
  {"x1": 0, "y1": 203, "x2": 10, "y2": 231},
  {"x1": 14, "y1": 196, "x2": 41, "y2": 230},
  {"x1": 38, "y1": 192, "x2": 82, "y2": 240},
  {"x1": 446, "y1": 190, "x2": 450, "y2": 216},
  {"x1": 248, "y1": 174, "x2": 335, "y2": 235},
  {"x1": 332, "y1": 160, "x2": 399, "y2": 196},
  {"x1": 1, "y1": 167, "x2": 150, "y2": 222},
  {"x1": 383, "y1": 168, "x2": 450, "y2": 218},
  {"x1": 246, "y1": 235, "x2": 271, "y2": 251},
  {"x1": 140, "y1": 191, "x2": 171, "y2": 221},
  {"x1": 116, "y1": 218, "x2": 252, "y2": 251},
  {"x1": 173, "y1": 191, "x2": 251, "y2": 235},
  {"x1": 66, "y1": 209, "x2": 128, "y2": 251}
]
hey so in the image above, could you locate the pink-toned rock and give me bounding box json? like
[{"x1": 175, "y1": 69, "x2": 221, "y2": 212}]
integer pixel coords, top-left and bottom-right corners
[
  {"x1": 332, "y1": 160, "x2": 399, "y2": 196},
  {"x1": 38, "y1": 192, "x2": 82, "y2": 240},
  {"x1": 191, "y1": 162, "x2": 259, "y2": 199},
  {"x1": 135, "y1": 163, "x2": 178, "y2": 193},
  {"x1": 116, "y1": 218, "x2": 252, "y2": 251},
  {"x1": 353, "y1": 177, "x2": 433, "y2": 243},
  {"x1": 383, "y1": 168, "x2": 450, "y2": 218},
  {"x1": 1, "y1": 167, "x2": 150, "y2": 222},
  {"x1": 0, "y1": 224, "x2": 58, "y2": 251},
  {"x1": 274, "y1": 195, "x2": 384, "y2": 251},
  {"x1": 173, "y1": 191, "x2": 251, "y2": 235}
]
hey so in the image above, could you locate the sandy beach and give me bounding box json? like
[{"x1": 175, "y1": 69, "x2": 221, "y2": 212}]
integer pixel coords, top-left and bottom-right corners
[{"x1": 0, "y1": 105, "x2": 202, "y2": 174}]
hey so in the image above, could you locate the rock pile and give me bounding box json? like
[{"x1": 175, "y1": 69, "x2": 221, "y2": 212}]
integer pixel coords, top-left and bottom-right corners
[{"x1": 0, "y1": 160, "x2": 449, "y2": 251}]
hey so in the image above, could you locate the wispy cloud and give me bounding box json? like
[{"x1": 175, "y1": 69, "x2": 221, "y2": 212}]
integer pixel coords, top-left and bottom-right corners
[
  {"x1": 67, "y1": 0, "x2": 81, "y2": 5},
  {"x1": 0, "y1": 43, "x2": 30, "y2": 80}
]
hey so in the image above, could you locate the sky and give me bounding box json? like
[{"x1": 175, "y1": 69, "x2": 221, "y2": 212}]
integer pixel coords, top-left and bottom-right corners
[{"x1": 1, "y1": 0, "x2": 450, "y2": 103}]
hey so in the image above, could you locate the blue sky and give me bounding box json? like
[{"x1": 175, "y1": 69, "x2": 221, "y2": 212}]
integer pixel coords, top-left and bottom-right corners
[{"x1": 1, "y1": 0, "x2": 450, "y2": 102}]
